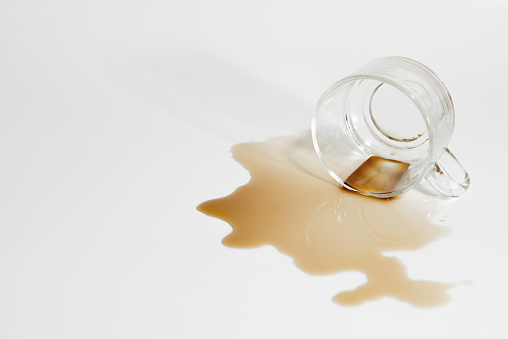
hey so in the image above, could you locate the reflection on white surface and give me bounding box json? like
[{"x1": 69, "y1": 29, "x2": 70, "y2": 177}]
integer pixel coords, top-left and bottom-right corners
[{"x1": 199, "y1": 133, "x2": 458, "y2": 307}]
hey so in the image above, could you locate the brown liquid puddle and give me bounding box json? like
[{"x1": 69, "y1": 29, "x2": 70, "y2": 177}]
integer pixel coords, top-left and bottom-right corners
[{"x1": 198, "y1": 132, "x2": 455, "y2": 307}]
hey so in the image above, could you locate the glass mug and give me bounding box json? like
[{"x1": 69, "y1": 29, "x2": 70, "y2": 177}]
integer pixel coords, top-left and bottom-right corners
[{"x1": 312, "y1": 56, "x2": 470, "y2": 198}]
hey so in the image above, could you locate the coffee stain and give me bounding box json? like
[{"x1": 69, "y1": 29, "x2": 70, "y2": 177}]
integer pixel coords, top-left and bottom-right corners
[{"x1": 198, "y1": 132, "x2": 455, "y2": 307}]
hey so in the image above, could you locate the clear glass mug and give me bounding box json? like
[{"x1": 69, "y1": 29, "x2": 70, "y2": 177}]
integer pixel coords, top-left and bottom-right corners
[{"x1": 312, "y1": 56, "x2": 470, "y2": 198}]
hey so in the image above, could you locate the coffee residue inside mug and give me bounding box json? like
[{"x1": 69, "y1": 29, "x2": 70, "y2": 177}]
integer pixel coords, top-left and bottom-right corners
[
  {"x1": 198, "y1": 132, "x2": 455, "y2": 307},
  {"x1": 344, "y1": 156, "x2": 410, "y2": 194}
]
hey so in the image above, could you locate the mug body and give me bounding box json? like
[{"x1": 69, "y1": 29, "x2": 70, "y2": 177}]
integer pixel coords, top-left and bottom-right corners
[{"x1": 312, "y1": 57, "x2": 455, "y2": 198}]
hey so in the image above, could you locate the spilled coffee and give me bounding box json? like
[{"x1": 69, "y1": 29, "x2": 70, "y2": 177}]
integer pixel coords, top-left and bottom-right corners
[{"x1": 198, "y1": 132, "x2": 455, "y2": 307}]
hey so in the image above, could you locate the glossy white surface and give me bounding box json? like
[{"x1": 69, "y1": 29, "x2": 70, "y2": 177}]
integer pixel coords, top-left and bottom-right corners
[{"x1": 1, "y1": 0, "x2": 507, "y2": 338}]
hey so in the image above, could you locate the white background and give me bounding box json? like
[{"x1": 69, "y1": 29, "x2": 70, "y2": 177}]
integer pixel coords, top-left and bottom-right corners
[{"x1": 1, "y1": 0, "x2": 507, "y2": 338}]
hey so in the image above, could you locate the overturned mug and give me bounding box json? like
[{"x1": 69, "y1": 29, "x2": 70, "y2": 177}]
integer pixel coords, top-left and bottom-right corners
[{"x1": 312, "y1": 56, "x2": 470, "y2": 198}]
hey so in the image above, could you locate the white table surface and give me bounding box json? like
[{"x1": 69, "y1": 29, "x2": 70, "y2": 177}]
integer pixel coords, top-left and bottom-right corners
[{"x1": 1, "y1": 1, "x2": 507, "y2": 338}]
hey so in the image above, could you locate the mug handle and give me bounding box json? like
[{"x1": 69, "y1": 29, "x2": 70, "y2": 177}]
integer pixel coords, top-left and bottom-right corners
[{"x1": 425, "y1": 148, "x2": 470, "y2": 197}]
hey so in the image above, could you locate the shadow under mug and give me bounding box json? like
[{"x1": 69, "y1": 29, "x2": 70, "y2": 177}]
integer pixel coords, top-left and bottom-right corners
[{"x1": 312, "y1": 56, "x2": 470, "y2": 198}]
